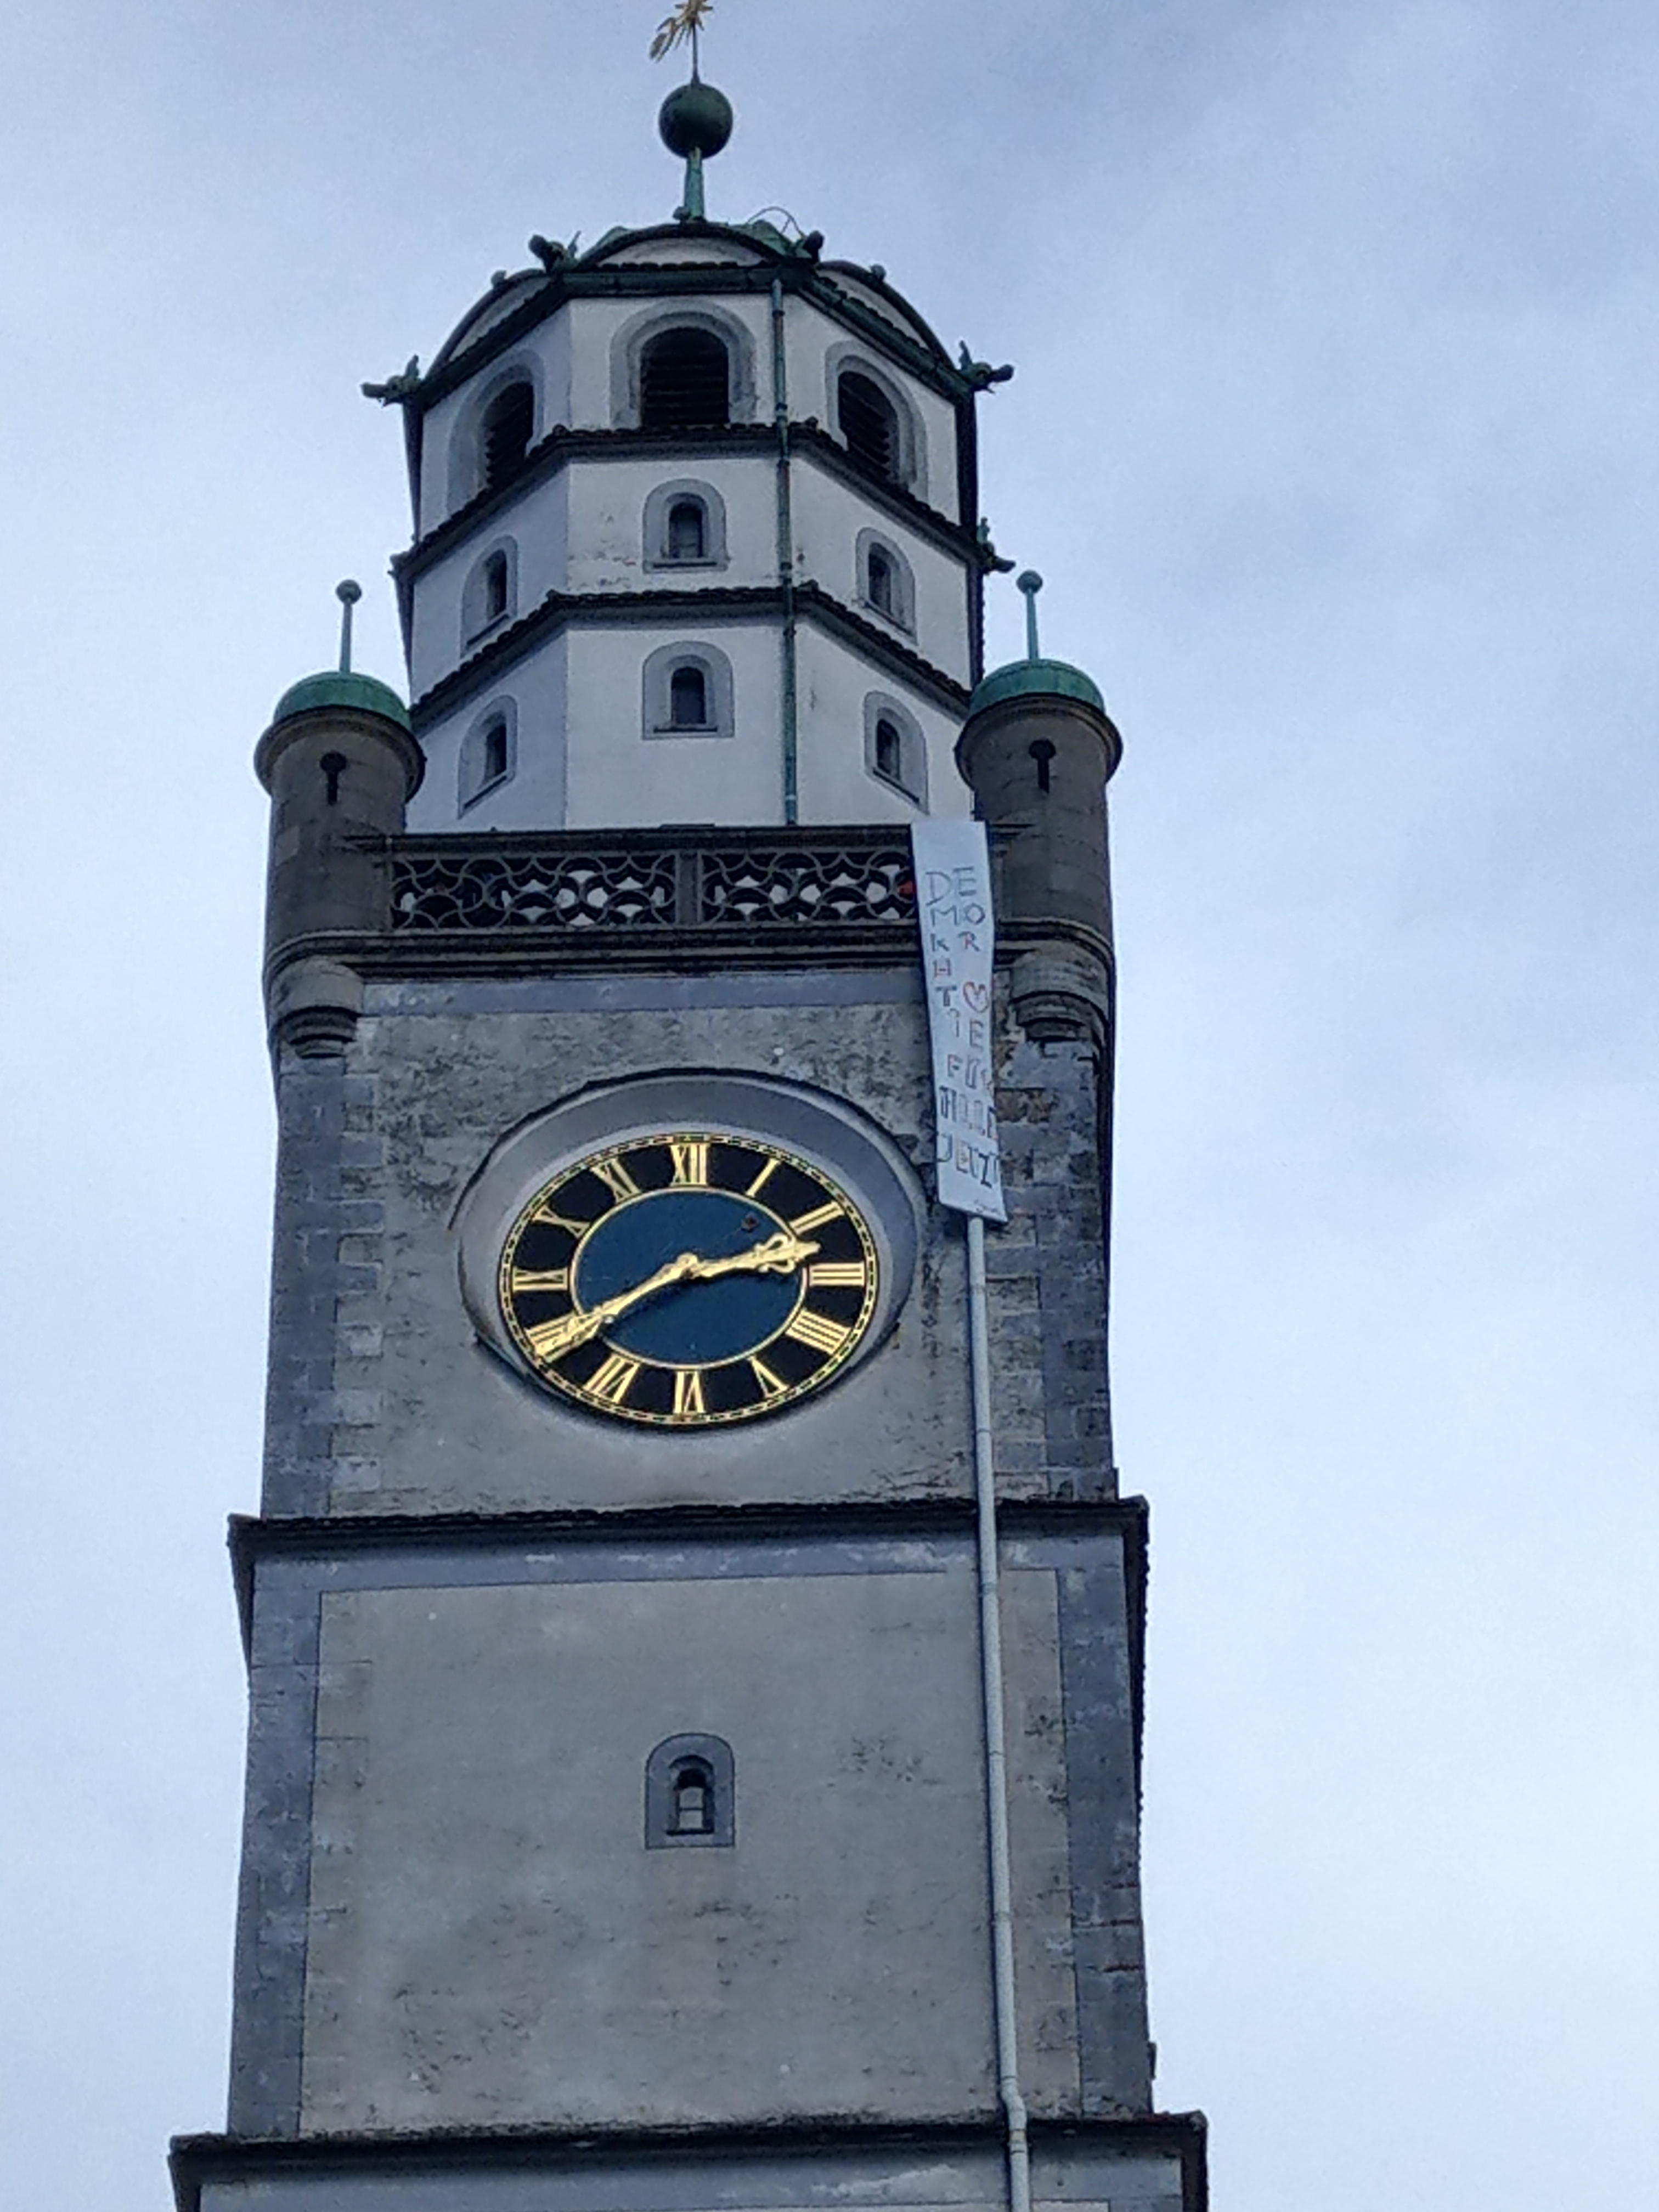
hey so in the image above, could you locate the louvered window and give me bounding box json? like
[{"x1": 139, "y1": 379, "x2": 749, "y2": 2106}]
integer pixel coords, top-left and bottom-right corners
[
  {"x1": 481, "y1": 383, "x2": 534, "y2": 490},
  {"x1": 641, "y1": 329, "x2": 730, "y2": 430},
  {"x1": 838, "y1": 369, "x2": 900, "y2": 483}
]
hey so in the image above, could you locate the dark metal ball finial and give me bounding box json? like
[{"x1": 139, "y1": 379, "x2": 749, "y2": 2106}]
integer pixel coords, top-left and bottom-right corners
[
  {"x1": 336, "y1": 579, "x2": 363, "y2": 606},
  {"x1": 658, "y1": 78, "x2": 733, "y2": 161}
]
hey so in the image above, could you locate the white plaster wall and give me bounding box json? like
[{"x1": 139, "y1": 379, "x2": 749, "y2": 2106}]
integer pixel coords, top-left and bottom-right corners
[
  {"x1": 794, "y1": 626, "x2": 970, "y2": 823},
  {"x1": 563, "y1": 453, "x2": 777, "y2": 594},
  {"x1": 792, "y1": 460, "x2": 973, "y2": 687},
  {"x1": 408, "y1": 472, "x2": 571, "y2": 702},
  {"x1": 419, "y1": 311, "x2": 574, "y2": 533},
  {"x1": 408, "y1": 636, "x2": 569, "y2": 832},
  {"x1": 782, "y1": 297, "x2": 961, "y2": 520},
  {"x1": 563, "y1": 620, "x2": 783, "y2": 828}
]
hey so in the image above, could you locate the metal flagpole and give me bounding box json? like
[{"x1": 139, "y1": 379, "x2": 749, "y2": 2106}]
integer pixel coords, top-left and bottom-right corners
[
  {"x1": 911, "y1": 818, "x2": 1026, "y2": 2212},
  {"x1": 968, "y1": 1210, "x2": 1033, "y2": 2212}
]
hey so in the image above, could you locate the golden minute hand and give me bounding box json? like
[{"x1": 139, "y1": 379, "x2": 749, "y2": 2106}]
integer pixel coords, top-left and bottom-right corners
[{"x1": 534, "y1": 1231, "x2": 821, "y2": 1359}]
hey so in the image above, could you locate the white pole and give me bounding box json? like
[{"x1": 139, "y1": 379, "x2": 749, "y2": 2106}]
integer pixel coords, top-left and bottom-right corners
[{"x1": 968, "y1": 1211, "x2": 1033, "y2": 2212}]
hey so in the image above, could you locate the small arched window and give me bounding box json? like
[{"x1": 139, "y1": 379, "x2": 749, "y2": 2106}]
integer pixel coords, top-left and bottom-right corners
[
  {"x1": 643, "y1": 481, "x2": 729, "y2": 572},
  {"x1": 874, "y1": 716, "x2": 903, "y2": 784},
  {"x1": 865, "y1": 693, "x2": 928, "y2": 808},
  {"x1": 459, "y1": 698, "x2": 517, "y2": 811},
  {"x1": 646, "y1": 1734, "x2": 735, "y2": 1849},
  {"x1": 857, "y1": 531, "x2": 915, "y2": 633},
  {"x1": 669, "y1": 1758, "x2": 715, "y2": 1837},
  {"x1": 481, "y1": 551, "x2": 509, "y2": 625},
  {"x1": 838, "y1": 368, "x2": 901, "y2": 483},
  {"x1": 667, "y1": 498, "x2": 708, "y2": 562},
  {"x1": 462, "y1": 541, "x2": 517, "y2": 646},
  {"x1": 644, "y1": 642, "x2": 734, "y2": 740},
  {"x1": 641, "y1": 328, "x2": 731, "y2": 430},
  {"x1": 868, "y1": 546, "x2": 896, "y2": 616},
  {"x1": 480, "y1": 381, "x2": 534, "y2": 492},
  {"x1": 669, "y1": 663, "x2": 710, "y2": 729},
  {"x1": 481, "y1": 719, "x2": 509, "y2": 785}
]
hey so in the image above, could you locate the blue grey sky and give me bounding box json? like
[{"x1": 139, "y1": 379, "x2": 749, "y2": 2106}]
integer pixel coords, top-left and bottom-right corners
[{"x1": 1, "y1": 3, "x2": 1655, "y2": 2206}]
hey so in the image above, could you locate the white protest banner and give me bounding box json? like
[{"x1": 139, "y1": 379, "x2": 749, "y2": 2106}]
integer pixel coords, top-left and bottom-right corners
[{"x1": 911, "y1": 820, "x2": 1007, "y2": 1222}]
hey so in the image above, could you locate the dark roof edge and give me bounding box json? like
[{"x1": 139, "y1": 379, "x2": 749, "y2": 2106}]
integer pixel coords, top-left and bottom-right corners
[{"x1": 407, "y1": 244, "x2": 975, "y2": 416}]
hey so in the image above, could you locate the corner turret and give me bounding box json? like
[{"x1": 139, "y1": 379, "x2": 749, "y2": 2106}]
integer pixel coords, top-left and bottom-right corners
[
  {"x1": 955, "y1": 572, "x2": 1122, "y2": 1042},
  {"x1": 253, "y1": 582, "x2": 424, "y2": 1056}
]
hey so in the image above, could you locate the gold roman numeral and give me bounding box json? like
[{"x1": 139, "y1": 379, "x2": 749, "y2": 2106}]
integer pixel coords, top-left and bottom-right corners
[
  {"x1": 749, "y1": 1357, "x2": 787, "y2": 1401},
  {"x1": 526, "y1": 1316, "x2": 577, "y2": 1359},
  {"x1": 785, "y1": 1310, "x2": 851, "y2": 1357},
  {"x1": 588, "y1": 1352, "x2": 642, "y2": 1405},
  {"x1": 789, "y1": 1200, "x2": 844, "y2": 1236},
  {"x1": 669, "y1": 1140, "x2": 710, "y2": 1187},
  {"x1": 531, "y1": 1200, "x2": 588, "y2": 1235},
  {"x1": 745, "y1": 1156, "x2": 781, "y2": 1199},
  {"x1": 807, "y1": 1262, "x2": 867, "y2": 1290},
  {"x1": 592, "y1": 1157, "x2": 642, "y2": 1203},
  {"x1": 673, "y1": 1368, "x2": 707, "y2": 1418},
  {"x1": 511, "y1": 1267, "x2": 571, "y2": 1296}
]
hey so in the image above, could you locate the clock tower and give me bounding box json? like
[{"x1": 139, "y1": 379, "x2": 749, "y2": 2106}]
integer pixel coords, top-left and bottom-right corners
[{"x1": 171, "y1": 57, "x2": 1207, "y2": 2212}]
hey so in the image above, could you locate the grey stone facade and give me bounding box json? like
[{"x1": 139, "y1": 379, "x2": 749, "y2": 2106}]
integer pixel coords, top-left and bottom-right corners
[{"x1": 255, "y1": 969, "x2": 1115, "y2": 1523}]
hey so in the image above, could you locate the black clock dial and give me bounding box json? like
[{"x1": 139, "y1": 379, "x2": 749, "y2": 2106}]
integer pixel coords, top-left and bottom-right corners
[{"x1": 498, "y1": 1133, "x2": 879, "y2": 1426}]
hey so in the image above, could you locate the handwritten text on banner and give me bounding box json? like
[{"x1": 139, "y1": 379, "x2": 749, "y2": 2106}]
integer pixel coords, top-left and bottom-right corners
[{"x1": 911, "y1": 820, "x2": 1007, "y2": 1222}]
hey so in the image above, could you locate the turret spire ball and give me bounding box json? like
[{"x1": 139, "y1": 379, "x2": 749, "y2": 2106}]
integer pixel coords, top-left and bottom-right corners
[{"x1": 658, "y1": 75, "x2": 733, "y2": 162}]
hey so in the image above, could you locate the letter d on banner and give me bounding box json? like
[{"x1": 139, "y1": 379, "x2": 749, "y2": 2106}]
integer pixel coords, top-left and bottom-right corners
[{"x1": 911, "y1": 821, "x2": 1007, "y2": 1222}]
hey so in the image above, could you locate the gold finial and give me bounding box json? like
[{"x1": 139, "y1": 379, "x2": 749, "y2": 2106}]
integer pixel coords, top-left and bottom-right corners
[{"x1": 651, "y1": 0, "x2": 714, "y2": 64}]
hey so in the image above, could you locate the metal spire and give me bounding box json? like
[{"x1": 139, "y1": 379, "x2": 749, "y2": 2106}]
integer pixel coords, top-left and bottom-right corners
[
  {"x1": 336, "y1": 579, "x2": 362, "y2": 673},
  {"x1": 1016, "y1": 570, "x2": 1043, "y2": 661}
]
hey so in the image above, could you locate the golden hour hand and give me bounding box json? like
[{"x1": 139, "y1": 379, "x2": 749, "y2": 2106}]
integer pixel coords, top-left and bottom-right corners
[{"x1": 532, "y1": 1231, "x2": 820, "y2": 1359}]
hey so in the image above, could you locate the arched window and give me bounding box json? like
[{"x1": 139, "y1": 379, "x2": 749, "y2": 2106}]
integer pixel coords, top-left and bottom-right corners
[
  {"x1": 461, "y1": 540, "x2": 517, "y2": 646},
  {"x1": 482, "y1": 719, "x2": 509, "y2": 785},
  {"x1": 669, "y1": 663, "x2": 710, "y2": 729},
  {"x1": 838, "y1": 368, "x2": 901, "y2": 483},
  {"x1": 645, "y1": 1734, "x2": 736, "y2": 1849},
  {"x1": 669, "y1": 1757, "x2": 715, "y2": 1837},
  {"x1": 868, "y1": 546, "x2": 896, "y2": 615},
  {"x1": 643, "y1": 480, "x2": 729, "y2": 572},
  {"x1": 459, "y1": 698, "x2": 517, "y2": 810},
  {"x1": 667, "y1": 498, "x2": 707, "y2": 562},
  {"x1": 641, "y1": 328, "x2": 730, "y2": 430},
  {"x1": 481, "y1": 551, "x2": 509, "y2": 624},
  {"x1": 479, "y1": 381, "x2": 534, "y2": 491},
  {"x1": 874, "y1": 716, "x2": 903, "y2": 784},
  {"x1": 856, "y1": 529, "x2": 916, "y2": 632},
  {"x1": 644, "y1": 642, "x2": 734, "y2": 740},
  {"x1": 864, "y1": 693, "x2": 928, "y2": 808}
]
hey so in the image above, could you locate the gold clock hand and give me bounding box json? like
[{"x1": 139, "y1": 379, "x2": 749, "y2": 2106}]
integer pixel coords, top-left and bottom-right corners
[
  {"x1": 532, "y1": 1250, "x2": 702, "y2": 1358},
  {"x1": 684, "y1": 1230, "x2": 820, "y2": 1282},
  {"x1": 533, "y1": 1231, "x2": 822, "y2": 1362}
]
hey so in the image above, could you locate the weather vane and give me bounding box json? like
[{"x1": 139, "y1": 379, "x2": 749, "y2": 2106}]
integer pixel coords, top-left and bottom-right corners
[{"x1": 651, "y1": 0, "x2": 714, "y2": 70}]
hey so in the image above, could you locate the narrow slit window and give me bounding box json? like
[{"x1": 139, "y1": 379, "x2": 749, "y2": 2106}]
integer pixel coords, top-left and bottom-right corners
[
  {"x1": 641, "y1": 329, "x2": 730, "y2": 430},
  {"x1": 481, "y1": 382, "x2": 534, "y2": 492},
  {"x1": 482, "y1": 720, "x2": 509, "y2": 785},
  {"x1": 838, "y1": 369, "x2": 900, "y2": 483},
  {"x1": 667, "y1": 498, "x2": 708, "y2": 562},
  {"x1": 669, "y1": 663, "x2": 710, "y2": 729}
]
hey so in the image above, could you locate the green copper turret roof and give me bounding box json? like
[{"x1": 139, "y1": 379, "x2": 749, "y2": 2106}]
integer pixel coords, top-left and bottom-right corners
[
  {"x1": 271, "y1": 669, "x2": 412, "y2": 731},
  {"x1": 967, "y1": 657, "x2": 1106, "y2": 719}
]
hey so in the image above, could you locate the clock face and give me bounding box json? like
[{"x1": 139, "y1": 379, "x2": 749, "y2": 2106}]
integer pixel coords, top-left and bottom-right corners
[{"x1": 498, "y1": 1131, "x2": 880, "y2": 1426}]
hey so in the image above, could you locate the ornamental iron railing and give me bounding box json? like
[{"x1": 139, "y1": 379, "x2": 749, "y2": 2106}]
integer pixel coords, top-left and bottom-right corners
[{"x1": 388, "y1": 830, "x2": 918, "y2": 936}]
